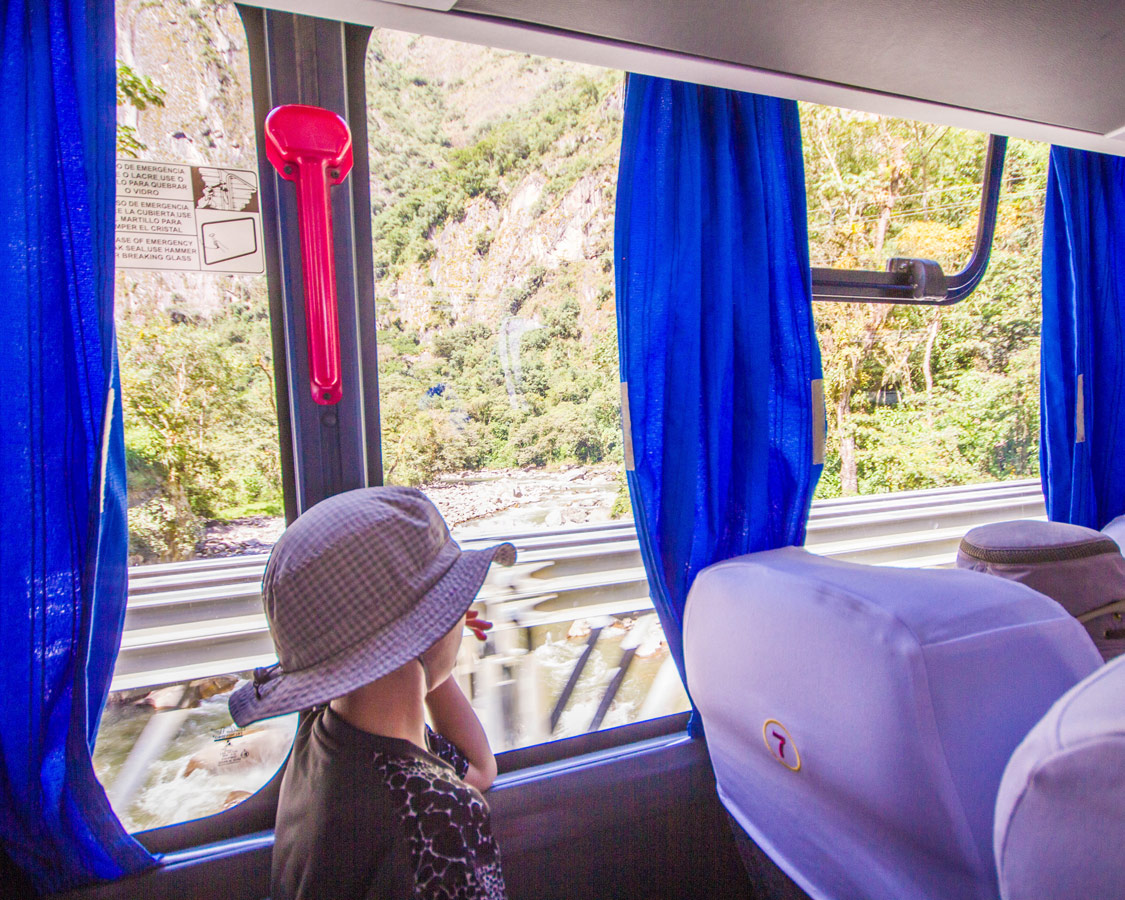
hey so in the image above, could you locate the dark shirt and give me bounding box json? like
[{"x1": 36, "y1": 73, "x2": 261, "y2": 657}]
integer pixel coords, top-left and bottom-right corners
[{"x1": 271, "y1": 706, "x2": 507, "y2": 900}]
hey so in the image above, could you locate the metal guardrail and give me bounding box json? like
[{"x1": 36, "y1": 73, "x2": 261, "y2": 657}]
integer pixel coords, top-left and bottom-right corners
[{"x1": 112, "y1": 479, "x2": 1046, "y2": 691}]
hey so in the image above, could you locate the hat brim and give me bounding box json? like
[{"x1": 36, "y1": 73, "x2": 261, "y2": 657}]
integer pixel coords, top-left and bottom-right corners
[{"x1": 228, "y1": 541, "x2": 515, "y2": 726}]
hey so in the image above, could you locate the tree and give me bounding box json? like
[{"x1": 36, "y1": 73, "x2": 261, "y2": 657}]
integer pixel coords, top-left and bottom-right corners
[
  {"x1": 119, "y1": 298, "x2": 280, "y2": 561},
  {"x1": 802, "y1": 103, "x2": 1046, "y2": 496}
]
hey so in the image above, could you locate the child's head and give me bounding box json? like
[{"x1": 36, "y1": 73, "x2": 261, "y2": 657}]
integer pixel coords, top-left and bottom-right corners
[{"x1": 228, "y1": 486, "x2": 515, "y2": 726}]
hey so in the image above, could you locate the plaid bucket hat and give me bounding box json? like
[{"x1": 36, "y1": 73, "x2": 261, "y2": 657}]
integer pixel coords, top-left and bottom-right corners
[{"x1": 228, "y1": 486, "x2": 515, "y2": 726}]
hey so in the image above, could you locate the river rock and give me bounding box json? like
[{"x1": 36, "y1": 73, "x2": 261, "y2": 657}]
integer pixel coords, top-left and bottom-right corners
[
  {"x1": 222, "y1": 790, "x2": 252, "y2": 810},
  {"x1": 194, "y1": 675, "x2": 238, "y2": 700},
  {"x1": 139, "y1": 685, "x2": 192, "y2": 711}
]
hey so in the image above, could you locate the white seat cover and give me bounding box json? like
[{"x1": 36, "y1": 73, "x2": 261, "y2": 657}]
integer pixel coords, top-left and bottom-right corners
[
  {"x1": 995, "y1": 652, "x2": 1125, "y2": 900},
  {"x1": 684, "y1": 547, "x2": 1102, "y2": 900}
]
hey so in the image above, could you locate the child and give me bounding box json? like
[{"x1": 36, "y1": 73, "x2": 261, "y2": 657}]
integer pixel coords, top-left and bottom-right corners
[{"x1": 227, "y1": 486, "x2": 516, "y2": 900}]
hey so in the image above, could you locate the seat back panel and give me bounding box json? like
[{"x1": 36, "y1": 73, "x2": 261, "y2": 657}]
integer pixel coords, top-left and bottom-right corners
[{"x1": 685, "y1": 547, "x2": 1102, "y2": 900}]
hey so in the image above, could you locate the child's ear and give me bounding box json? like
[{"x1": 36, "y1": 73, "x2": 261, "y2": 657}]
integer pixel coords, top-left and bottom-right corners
[{"x1": 420, "y1": 619, "x2": 464, "y2": 692}]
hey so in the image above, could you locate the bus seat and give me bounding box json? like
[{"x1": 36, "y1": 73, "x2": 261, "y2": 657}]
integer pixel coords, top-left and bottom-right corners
[
  {"x1": 683, "y1": 546, "x2": 1101, "y2": 900},
  {"x1": 994, "y1": 651, "x2": 1125, "y2": 900},
  {"x1": 957, "y1": 519, "x2": 1125, "y2": 661}
]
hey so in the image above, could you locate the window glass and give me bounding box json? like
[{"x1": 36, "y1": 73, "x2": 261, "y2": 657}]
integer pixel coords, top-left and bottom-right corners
[
  {"x1": 365, "y1": 29, "x2": 690, "y2": 754},
  {"x1": 802, "y1": 101, "x2": 1048, "y2": 499},
  {"x1": 95, "y1": 0, "x2": 290, "y2": 833},
  {"x1": 803, "y1": 106, "x2": 992, "y2": 274}
]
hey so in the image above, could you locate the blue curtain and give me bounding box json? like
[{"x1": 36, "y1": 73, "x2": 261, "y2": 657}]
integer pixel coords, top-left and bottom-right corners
[
  {"x1": 1041, "y1": 146, "x2": 1125, "y2": 529},
  {"x1": 0, "y1": 0, "x2": 155, "y2": 891},
  {"x1": 615, "y1": 75, "x2": 823, "y2": 689}
]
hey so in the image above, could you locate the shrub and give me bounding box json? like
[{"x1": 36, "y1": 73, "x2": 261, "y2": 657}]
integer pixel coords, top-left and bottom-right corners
[
  {"x1": 128, "y1": 496, "x2": 202, "y2": 564},
  {"x1": 511, "y1": 402, "x2": 605, "y2": 467},
  {"x1": 474, "y1": 229, "x2": 493, "y2": 256},
  {"x1": 545, "y1": 297, "x2": 582, "y2": 340},
  {"x1": 610, "y1": 477, "x2": 632, "y2": 519},
  {"x1": 503, "y1": 266, "x2": 547, "y2": 315}
]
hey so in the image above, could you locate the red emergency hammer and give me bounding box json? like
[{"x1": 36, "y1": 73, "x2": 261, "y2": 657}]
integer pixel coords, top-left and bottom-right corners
[{"x1": 264, "y1": 104, "x2": 353, "y2": 406}]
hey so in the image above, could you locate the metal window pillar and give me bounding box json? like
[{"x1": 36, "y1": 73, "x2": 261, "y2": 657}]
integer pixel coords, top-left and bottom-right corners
[{"x1": 238, "y1": 6, "x2": 382, "y2": 520}]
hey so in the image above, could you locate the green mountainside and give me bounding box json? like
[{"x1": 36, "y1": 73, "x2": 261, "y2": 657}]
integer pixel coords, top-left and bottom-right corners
[
  {"x1": 363, "y1": 33, "x2": 624, "y2": 486},
  {"x1": 116, "y1": 0, "x2": 277, "y2": 562}
]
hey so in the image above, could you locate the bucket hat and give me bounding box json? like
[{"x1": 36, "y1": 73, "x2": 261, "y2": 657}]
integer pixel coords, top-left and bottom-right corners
[{"x1": 228, "y1": 486, "x2": 515, "y2": 726}]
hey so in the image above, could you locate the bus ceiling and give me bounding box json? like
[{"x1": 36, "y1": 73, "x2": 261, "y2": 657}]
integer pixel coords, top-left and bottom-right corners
[{"x1": 243, "y1": 0, "x2": 1125, "y2": 158}]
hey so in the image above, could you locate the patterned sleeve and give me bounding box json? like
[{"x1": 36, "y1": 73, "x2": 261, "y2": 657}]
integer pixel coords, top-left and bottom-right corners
[{"x1": 426, "y1": 726, "x2": 471, "y2": 778}]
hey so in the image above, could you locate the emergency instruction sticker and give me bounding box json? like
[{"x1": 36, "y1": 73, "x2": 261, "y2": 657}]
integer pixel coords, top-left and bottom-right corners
[{"x1": 115, "y1": 160, "x2": 264, "y2": 274}]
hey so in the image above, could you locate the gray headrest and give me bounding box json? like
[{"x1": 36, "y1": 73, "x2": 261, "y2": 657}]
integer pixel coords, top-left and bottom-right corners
[
  {"x1": 959, "y1": 519, "x2": 1118, "y2": 565},
  {"x1": 957, "y1": 520, "x2": 1125, "y2": 660}
]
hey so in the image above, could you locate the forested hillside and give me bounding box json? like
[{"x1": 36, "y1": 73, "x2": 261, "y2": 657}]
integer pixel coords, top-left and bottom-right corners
[
  {"x1": 116, "y1": 0, "x2": 276, "y2": 562},
  {"x1": 362, "y1": 36, "x2": 1046, "y2": 496},
  {"x1": 115, "y1": 1, "x2": 1047, "y2": 562},
  {"x1": 802, "y1": 110, "x2": 1046, "y2": 495},
  {"x1": 363, "y1": 31, "x2": 624, "y2": 486}
]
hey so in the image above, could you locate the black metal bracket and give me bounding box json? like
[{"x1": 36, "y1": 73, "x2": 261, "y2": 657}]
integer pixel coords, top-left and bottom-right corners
[
  {"x1": 811, "y1": 134, "x2": 1008, "y2": 306},
  {"x1": 238, "y1": 6, "x2": 383, "y2": 519}
]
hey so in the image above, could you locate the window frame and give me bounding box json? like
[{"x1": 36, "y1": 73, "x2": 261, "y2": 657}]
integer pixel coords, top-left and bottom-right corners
[
  {"x1": 124, "y1": 3, "x2": 1014, "y2": 862},
  {"x1": 811, "y1": 133, "x2": 1008, "y2": 305},
  {"x1": 240, "y1": 4, "x2": 384, "y2": 520},
  {"x1": 105, "y1": 4, "x2": 1011, "y2": 860}
]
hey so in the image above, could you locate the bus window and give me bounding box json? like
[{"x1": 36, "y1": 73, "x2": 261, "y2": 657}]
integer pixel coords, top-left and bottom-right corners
[
  {"x1": 95, "y1": 5, "x2": 1050, "y2": 829},
  {"x1": 802, "y1": 103, "x2": 1048, "y2": 499},
  {"x1": 94, "y1": 0, "x2": 291, "y2": 834},
  {"x1": 365, "y1": 28, "x2": 691, "y2": 754}
]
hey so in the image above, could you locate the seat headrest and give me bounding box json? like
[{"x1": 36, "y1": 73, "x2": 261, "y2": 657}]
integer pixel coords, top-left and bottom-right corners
[
  {"x1": 995, "y1": 652, "x2": 1125, "y2": 900},
  {"x1": 957, "y1": 519, "x2": 1125, "y2": 660},
  {"x1": 960, "y1": 519, "x2": 1117, "y2": 565},
  {"x1": 685, "y1": 547, "x2": 1102, "y2": 900}
]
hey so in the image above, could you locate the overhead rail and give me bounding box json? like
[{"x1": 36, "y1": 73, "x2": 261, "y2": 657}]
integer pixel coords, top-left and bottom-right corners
[
  {"x1": 112, "y1": 479, "x2": 1045, "y2": 693},
  {"x1": 812, "y1": 134, "x2": 1007, "y2": 305}
]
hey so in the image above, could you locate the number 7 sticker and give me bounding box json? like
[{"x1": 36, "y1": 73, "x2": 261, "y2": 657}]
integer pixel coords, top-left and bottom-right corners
[{"x1": 762, "y1": 719, "x2": 801, "y2": 772}]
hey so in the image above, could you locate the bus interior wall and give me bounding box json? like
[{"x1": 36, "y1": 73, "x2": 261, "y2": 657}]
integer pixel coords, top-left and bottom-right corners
[{"x1": 54, "y1": 733, "x2": 756, "y2": 900}]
